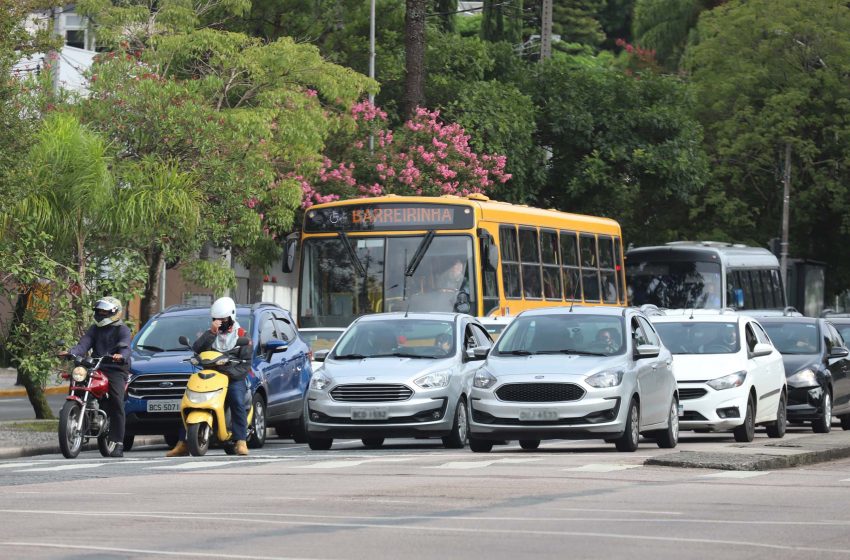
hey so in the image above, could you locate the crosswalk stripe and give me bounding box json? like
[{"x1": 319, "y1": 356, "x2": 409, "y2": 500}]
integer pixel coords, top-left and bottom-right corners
[
  {"x1": 428, "y1": 458, "x2": 540, "y2": 470},
  {"x1": 294, "y1": 458, "x2": 414, "y2": 469},
  {"x1": 564, "y1": 464, "x2": 642, "y2": 473},
  {"x1": 701, "y1": 471, "x2": 770, "y2": 479},
  {"x1": 0, "y1": 462, "x2": 42, "y2": 470},
  {"x1": 16, "y1": 463, "x2": 106, "y2": 473}
]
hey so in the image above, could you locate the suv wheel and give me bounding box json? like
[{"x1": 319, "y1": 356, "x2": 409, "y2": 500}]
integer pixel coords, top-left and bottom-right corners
[{"x1": 247, "y1": 394, "x2": 267, "y2": 448}]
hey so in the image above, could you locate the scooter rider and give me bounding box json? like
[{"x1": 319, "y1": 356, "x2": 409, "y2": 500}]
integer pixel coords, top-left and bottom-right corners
[
  {"x1": 60, "y1": 297, "x2": 131, "y2": 458},
  {"x1": 168, "y1": 296, "x2": 253, "y2": 457}
]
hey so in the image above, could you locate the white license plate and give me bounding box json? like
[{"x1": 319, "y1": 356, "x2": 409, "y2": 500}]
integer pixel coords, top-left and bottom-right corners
[
  {"x1": 146, "y1": 400, "x2": 181, "y2": 413},
  {"x1": 519, "y1": 409, "x2": 558, "y2": 421},
  {"x1": 351, "y1": 407, "x2": 388, "y2": 420}
]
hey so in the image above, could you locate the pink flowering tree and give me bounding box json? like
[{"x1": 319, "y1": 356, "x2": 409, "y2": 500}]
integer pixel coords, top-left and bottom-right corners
[{"x1": 300, "y1": 102, "x2": 511, "y2": 208}]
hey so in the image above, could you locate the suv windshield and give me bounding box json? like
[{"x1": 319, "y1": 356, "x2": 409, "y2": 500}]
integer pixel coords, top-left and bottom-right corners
[
  {"x1": 330, "y1": 319, "x2": 455, "y2": 359},
  {"x1": 761, "y1": 321, "x2": 821, "y2": 355},
  {"x1": 134, "y1": 312, "x2": 253, "y2": 353},
  {"x1": 654, "y1": 321, "x2": 739, "y2": 354},
  {"x1": 495, "y1": 314, "x2": 625, "y2": 356}
]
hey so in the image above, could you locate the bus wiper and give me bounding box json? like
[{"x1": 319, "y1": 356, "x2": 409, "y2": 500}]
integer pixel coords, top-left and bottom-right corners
[
  {"x1": 501, "y1": 350, "x2": 532, "y2": 356},
  {"x1": 334, "y1": 353, "x2": 368, "y2": 360},
  {"x1": 136, "y1": 344, "x2": 165, "y2": 353},
  {"x1": 338, "y1": 231, "x2": 366, "y2": 277},
  {"x1": 405, "y1": 230, "x2": 436, "y2": 277}
]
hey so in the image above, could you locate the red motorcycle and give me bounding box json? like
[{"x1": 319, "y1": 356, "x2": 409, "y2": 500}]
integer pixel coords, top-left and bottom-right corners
[{"x1": 58, "y1": 349, "x2": 126, "y2": 458}]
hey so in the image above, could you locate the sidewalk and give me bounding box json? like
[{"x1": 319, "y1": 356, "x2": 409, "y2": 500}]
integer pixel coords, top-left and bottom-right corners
[{"x1": 0, "y1": 367, "x2": 66, "y2": 398}]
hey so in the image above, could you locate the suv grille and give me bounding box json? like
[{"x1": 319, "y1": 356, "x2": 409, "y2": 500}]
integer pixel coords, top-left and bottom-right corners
[
  {"x1": 678, "y1": 388, "x2": 707, "y2": 400},
  {"x1": 496, "y1": 383, "x2": 585, "y2": 403},
  {"x1": 127, "y1": 373, "x2": 189, "y2": 399},
  {"x1": 330, "y1": 384, "x2": 413, "y2": 402}
]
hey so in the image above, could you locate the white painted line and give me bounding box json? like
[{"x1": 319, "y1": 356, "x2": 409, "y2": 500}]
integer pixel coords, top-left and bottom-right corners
[
  {"x1": 701, "y1": 471, "x2": 770, "y2": 479},
  {"x1": 294, "y1": 458, "x2": 413, "y2": 469},
  {"x1": 0, "y1": 462, "x2": 41, "y2": 470},
  {"x1": 16, "y1": 463, "x2": 107, "y2": 473},
  {"x1": 427, "y1": 458, "x2": 540, "y2": 469},
  {"x1": 564, "y1": 464, "x2": 642, "y2": 473},
  {"x1": 150, "y1": 461, "x2": 244, "y2": 470},
  {"x1": 546, "y1": 507, "x2": 682, "y2": 516},
  {"x1": 0, "y1": 542, "x2": 331, "y2": 560},
  {"x1": 0, "y1": 398, "x2": 25, "y2": 402}
]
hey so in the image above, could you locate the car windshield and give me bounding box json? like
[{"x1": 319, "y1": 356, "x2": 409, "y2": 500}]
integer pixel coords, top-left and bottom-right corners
[
  {"x1": 834, "y1": 324, "x2": 850, "y2": 347},
  {"x1": 495, "y1": 314, "x2": 625, "y2": 356},
  {"x1": 134, "y1": 312, "x2": 253, "y2": 353},
  {"x1": 330, "y1": 319, "x2": 455, "y2": 359},
  {"x1": 653, "y1": 321, "x2": 739, "y2": 354},
  {"x1": 301, "y1": 330, "x2": 344, "y2": 353},
  {"x1": 481, "y1": 322, "x2": 511, "y2": 341},
  {"x1": 761, "y1": 322, "x2": 821, "y2": 355}
]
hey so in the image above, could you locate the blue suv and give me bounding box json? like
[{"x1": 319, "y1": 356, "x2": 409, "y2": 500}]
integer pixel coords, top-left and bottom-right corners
[{"x1": 124, "y1": 303, "x2": 313, "y2": 449}]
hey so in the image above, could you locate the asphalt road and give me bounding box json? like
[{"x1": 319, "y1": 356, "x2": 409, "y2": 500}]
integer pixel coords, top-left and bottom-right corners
[
  {"x1": 2, "y1": 430, "x2": 850, "y2": 559},
  {"x1": 0, "y1": 394, "x2": 66, "y2": 421}
]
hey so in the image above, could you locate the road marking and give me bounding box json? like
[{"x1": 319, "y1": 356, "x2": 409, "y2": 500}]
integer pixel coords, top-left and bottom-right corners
[
  {"x1": 701, "y1": 471, "x2": 770, "y2": 479},
  {"x1": 545, "y1": 507, "x2": 682, "y2": 515},
  {"x1": 0, "y1": 462, "x2": 42, "y2": 469},
  {"x1": 15, "y1": 463, "x2": 106, "y2": 473},
  {"x1": 564, "y1": 464, "x2": 642, "y2": 473},
  {"x1": 0, "y1": 542, "x2": 332, "y2": 560},
  {"x1": 294, "y1": 458, "x2": 414, "y2": 469},
  {"x1": 150, "y1": 458, "x2": 290, "y2": 470},
  {"x1": 427, "y1": 458, "x2": 540, "y2": 469}
]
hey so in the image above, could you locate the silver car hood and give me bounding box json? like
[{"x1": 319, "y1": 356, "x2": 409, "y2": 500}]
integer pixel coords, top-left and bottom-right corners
[
  {"x1": 323, "y1": 357, "x2": 457, "y2": 383},
  {"x1": 484, "y1": 354, "x2": 627, "y2": 379}
]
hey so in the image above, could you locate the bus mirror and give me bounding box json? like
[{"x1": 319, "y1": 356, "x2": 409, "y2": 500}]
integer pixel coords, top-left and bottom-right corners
[
  {"x1": 282, "y1": 233, "x2": 299, "y2": 274},
  {"x1": 478, "y1": 229, "x2": 498, "y2": 272}
]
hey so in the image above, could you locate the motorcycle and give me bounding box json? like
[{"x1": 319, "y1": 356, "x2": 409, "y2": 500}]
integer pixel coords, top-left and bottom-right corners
[
  {"x1": 177, "y1": 335, "x2": 258, "y2": 456},
  {"x1": 57, "y1": 344, "x2": 127, "y2": 459}
]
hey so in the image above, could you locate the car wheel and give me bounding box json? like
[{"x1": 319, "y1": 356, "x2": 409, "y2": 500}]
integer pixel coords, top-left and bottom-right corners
[
  {"x1": 292, "y1": 413, "x2": 308, "y2": 443},
  {"x1": 442, "y1": 399, "x2": 468, "y2": 449},
  {"x1": 519, "y1": 439, "x2": 540, "y2": 450},
  {"x1": 362, "y1": 437, "x2": 384, "y2": 449},
  {"x1": 733, "y1": 396, "x2": 755, "y2": 443},
  {"x1": 766, "y1": 391, "x2": 787, "y2": 439},
  {"x1": 308, "y1": 436, "x2": 333, "y2": 450},
  {"x1": 841, "y1": 414, "x2": 850, "y2": 431},
  {"x1": 187, "y1": 422, "x2": 211, "y2": 456},
  {"x1": 469, "y1": 437, "x2": 493, "y2": 453},
  {"x1": 123, "y1": 433, "x2": 135, "y2": 452},
  {"x1": 813, "y1": 390, "x2": 832, "y2": 433},
  {"x1": 614, "y1": 398, "x2": 640, "y2": 452},
  {"x1": 247, "y1": 394, "x2": 267, "y2": 448},
  {"x1": 654, "y1": 399, "x2": 679, "y2": 449}
]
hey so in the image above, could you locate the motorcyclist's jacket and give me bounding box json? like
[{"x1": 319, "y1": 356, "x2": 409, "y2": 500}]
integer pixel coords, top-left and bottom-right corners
[
  {"x1": 68, "y1": 322, "x2": 132, "y2": 376},
  {"x1": 192, "y1": 329, "x2": 252, "y2": 381}
]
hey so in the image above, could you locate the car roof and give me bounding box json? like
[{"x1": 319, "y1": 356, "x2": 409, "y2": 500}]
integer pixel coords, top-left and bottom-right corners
[
  {"x1": 354, "y1": 312, "x2": 468, "y2": 323},
  {"x1": 478, "y1": 316, "x2": 514, "y2": 324},
  {"x1": 153, "y1": 303, "x2": 286, "y2": 317},
  {"x1": 515, "y1": 306, "x2": 628, "y2": 318},
  {"x1": 650, "y1": 314, "x2": 741, "y2": 324},
  {"x1": 299, "y1": 327, "x2": 346, "y2": 332},
  {"x1": 755, "y1": 316, "x2": 819, "y2": 325}
]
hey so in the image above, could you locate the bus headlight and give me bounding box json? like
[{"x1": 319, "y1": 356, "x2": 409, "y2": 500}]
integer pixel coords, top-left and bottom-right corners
[{"x1": 71, "y1": 366, "x2": 88, "y2": 382}]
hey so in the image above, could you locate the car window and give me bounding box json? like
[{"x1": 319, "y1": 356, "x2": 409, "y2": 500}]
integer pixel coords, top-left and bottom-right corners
[
  {"x1": 744, "y1": 324, "x2": 758, "y2": 353},
  {"x1": 259, "y1": 313, "x2": 276, "y2": 348},
  {"x1": 631, "y1": 317, "x2": 649, "y2": 347},
  {"x1": 636, "y1": 317, "x2": 660, "y2": 346},
  {"x1": 760, "y1": 322, "x2": 820, "y2": 354},
  {"x1": 826, "y1": 323, "x2": 843, "y2": 352},
  {"x1": 470, "y1": 324, "x2": 493, "y2": 348},
  {"x1": 653, "y1": 321, "x2": 740, "y2": 355},
  {"x1": 134, "y1": 311, "x2": 252, "y2": 353},
  {"x1": 834, "y1": 324, "x2": 850, "y2": 348},
  {"x1": 274, "y1": 317, "x2": 296, "y2": 342},
  {"x1": 495, "y1": 314, "x2": 624, "y2": 356},
  {"x1": 331, "y1": 319, "x2": 455, "y2": 359},
  {"x1": 301, "y1": 330, "x2": 343, "y2": 353},
  {"x1": 752, "y1": 321, "x2": 771, "y2": 345},
  {"x1": 463, "y1": 325, "x2": 478, "y2": 351}
]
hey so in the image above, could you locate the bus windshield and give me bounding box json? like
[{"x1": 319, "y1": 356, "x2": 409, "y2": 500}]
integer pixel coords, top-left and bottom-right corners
[
  {"x1": 628, "y1": 260, "x2": 722, "y2": 309},
  {"x1": 299, "y1": 235, "x2": 475, "y2": 327}
]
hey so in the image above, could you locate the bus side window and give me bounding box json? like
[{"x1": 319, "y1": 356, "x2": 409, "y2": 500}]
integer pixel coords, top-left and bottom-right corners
[
  {"x1": 580, "y1": 234, "x2": 601, "y2": 302},
  {"x1": 599, "y1": 235, "x2": 618, "y2": 304},
  {"x1": 500, "y1": 226, "x2": 522, "y2": 300},
  {"x1": 480, "y1": 229, "x2": 499, "y2": 316},
  {"x1": 540, "y1": 229, "x2": 562, "y2": 300},
  {"x1": 614, "y1": 237, "x2": 625, "y2": 304},
  {"x1": 749, "y1": 270, "x2": 765, "y2": 309},
  {"x1": 738, "y1": 270, "x2": 753, "y2": 310},
  {"x1": 561, "y1": 231, "x2": 582, "y2": 301},
  {"x1": 759, "y1": 270, "x2": 775, "y2": 308},
  {"x1": 519, "y1": 227, "x2": 542, "y2": 299}
]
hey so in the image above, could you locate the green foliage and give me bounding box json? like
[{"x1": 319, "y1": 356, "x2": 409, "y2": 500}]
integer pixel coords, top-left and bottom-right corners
[
  {"x1": 5, "y1": 304, "x2": 77, "y2": 387},
  {"x1": 180, "y1": 259, "x2": 237, "y2": 295},
  {"x1": 481, "y1": 0, "x2": 523, "y2": 44}
]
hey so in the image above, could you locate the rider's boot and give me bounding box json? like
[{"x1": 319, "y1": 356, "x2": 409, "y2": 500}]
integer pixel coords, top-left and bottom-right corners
[
  {"x1": 108, "y1": 442, "x2": 124, "y2": 458},
  {"x1": 235, "y1": 440, "x2": 249, "y2": 456}
]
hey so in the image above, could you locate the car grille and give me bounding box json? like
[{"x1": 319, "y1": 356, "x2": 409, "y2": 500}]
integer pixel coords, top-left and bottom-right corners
[
  {"x1": 330, "y1": 384, "x2": 413, "y2": 402},
  {"x1": 127, "y1": 373, "x2": 189, "y2": 399},
  {"x1": 678, "y1": 388, "x2": 708, "y2": 400},
  {"x1": 496, "y1": 383, "x2": 585, "y2": 403}
]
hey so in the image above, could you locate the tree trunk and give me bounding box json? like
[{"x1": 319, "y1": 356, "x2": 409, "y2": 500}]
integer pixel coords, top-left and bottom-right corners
[
  {"x1": 248, "y1": 266, "x2": 265, "y2": 304},
  {"x1": 141, "y1": 248, "x2": 164, "y2": 326},
  {"x1": 404, "y1": 0, "x2": 427, "y2": 117},
  {"x1": 20, "y1": 365, "x2": 54, "y2": 420},
  {"x1": 12, "y1": 291, "x2": 29, "y2": 386}
]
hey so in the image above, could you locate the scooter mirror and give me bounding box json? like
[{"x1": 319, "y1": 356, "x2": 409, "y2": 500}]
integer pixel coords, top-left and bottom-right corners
[
  {"x1": 178, "y1": 335, "x2": 191, "y2": 347},
  {"x1": 236, "y1": 337, "x2": 251, "y2": 347}
]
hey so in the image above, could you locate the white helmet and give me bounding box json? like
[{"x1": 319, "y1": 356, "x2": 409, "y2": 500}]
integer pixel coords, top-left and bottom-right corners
[
  {"x1": 93, "y1": 296, "x2": 123, "y2": 327},
  {"x1": 210, "y1": 296, "x2": 237, "y2": 322}
]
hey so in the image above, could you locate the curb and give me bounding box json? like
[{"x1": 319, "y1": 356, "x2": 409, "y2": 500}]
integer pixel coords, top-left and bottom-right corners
[
  {"x1": 0, "y1": 435, "x2": 166, "y2": 460},
  {"x1": 0, "y1": 385, "x2": 67, "y2": 398},
  {"x1": 645, "y1": 445, "x2": 850, "y2": 471}
]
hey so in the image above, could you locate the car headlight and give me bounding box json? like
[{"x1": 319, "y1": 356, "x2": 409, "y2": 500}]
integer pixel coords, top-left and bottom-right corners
[
  {"x1": 71, "y1": 366, "x2": 88, "y2": 382},
  {"x1": 473, "y1": 367, "x2": 497, "y2": 389},
  {"x1": 415, "y1": 371, "x2": 451, "y2": 389},
  {"x1": 787, "y1": 367, "x2": 818, "y2": 388},
  {"x1": 585, "y1": 370, "x2": 624, "y2": 388},
  {"x1": 310, "y1": 371, "x2": 332, "y2": 391},
  {"x1": 186, "y1": 388, "x2": 223, "y2": 404},
  {"x1": 707, "y1": 370, "x2": 747, "y2": 391}
]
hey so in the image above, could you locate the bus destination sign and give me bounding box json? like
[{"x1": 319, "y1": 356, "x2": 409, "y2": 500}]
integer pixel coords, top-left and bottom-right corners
[{"x1": 304, "y1": 203, "x2": 474, "y2": 232}]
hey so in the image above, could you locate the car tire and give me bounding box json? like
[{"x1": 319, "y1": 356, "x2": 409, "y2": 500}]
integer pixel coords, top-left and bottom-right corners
[
  {"x1": 614, "y1": 398, "x2": 640, "y2": 452},
  {"x1": 247, "y1": 394, "x2": 267, "y2": 449},
  {"x1": 187, "y1": 423, "x2": 211, "y2": 456},
  {"x1": 733, "y1": 396, "x2": 755, "y2": 443},
  {"x1": 123, "y1": 433, "x2": 135, "y2": 451},
  {"x1": 442, "y1": 399, "x2": 468, "y2": 449},
  {"x1": 361, "y1": 437, "x2": 384, "y2": 449},
  {"x1": 813, "y1": 390, "x2": 832, "y2": 434},
  {"x1": 653, "y1": 399, "x2": 679, "y2": 449},
  {"x1": 469, "y1": 437, "x2": 493, "y2": 453},
  {"x1": 292, "y1": 413, "x2": 309, "y2": 443},
  {"x1": 841, "y1": 414, "x2": 850, "y2": 431},
  {"x1": 308, "y1": 436, "x2": 333, "y2": 450},
  {"x1": 766, "y1": 391, "x2": 787, "y2": 439},
  {"x1": 519, "y1": 439, "x2": 540, "y2": 450}
]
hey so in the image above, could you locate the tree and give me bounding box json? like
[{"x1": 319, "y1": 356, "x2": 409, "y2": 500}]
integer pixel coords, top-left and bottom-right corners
[
  {"x1": 404, "y1": 0, "x2": 428, "y2": 115},
  {"x1": 481, "y1": 0, "x2": 523, "y2": 44},
  {"x1": 633, "y1": 0, "x2": 726, "y2": 70},
  {"x1": 686, "y1": 0, "x2": 850, "y2": 296}
]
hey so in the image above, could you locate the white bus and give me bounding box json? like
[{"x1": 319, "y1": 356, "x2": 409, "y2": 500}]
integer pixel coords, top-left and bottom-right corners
[{"x1": 626, "y1": 241, "x2": 786, "y2": 311}]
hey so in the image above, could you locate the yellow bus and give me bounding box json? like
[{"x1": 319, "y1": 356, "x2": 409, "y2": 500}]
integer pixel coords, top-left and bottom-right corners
[{"x1": 287, "y1": 194, "x2": 626, "y2": 328}]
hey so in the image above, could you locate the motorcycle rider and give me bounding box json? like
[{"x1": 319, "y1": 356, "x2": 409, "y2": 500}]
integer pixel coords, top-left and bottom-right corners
[
  {"x1": 167, "y1": 296, "x2": 253, "y2": 457},
  {"x1": 60, "y1": 297, "x2": 131, "y2": 458}
]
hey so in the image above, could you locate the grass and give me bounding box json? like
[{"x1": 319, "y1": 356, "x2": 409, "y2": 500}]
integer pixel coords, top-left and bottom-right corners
[{"x1": 5, "y1": 420, "x2": 60, "y2": 433}]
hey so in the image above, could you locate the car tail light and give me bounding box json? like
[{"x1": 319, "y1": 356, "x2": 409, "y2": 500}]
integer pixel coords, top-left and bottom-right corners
[{"x1": 306, "y1": 350, "x2": 314, "y2": 362}]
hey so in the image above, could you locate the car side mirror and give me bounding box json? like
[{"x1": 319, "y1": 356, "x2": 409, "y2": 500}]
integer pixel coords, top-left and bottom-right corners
[
  {"x1": 465, "y1": 346, "x2": 489, "y2": 361},
  {"x1": 750, "y1": 342, "x2": 773, "y2": 358},
  {"x1": 634, "y1": 344, "x2": 660, "y2": 359},
  {"x1": 236, "y1": 336, "x2": 251, "y2": 347},
  {"x1": 264, "y1": 338, "x2": 288, "y2": 358},
  {"x1": 281, "y1": 232, "x2": 299, "y2": 274},
  {"x1": 314, "y1": 349, "x2": 329, "y2": 362},
  {"x1": 829, "y1": 346, "x2": 850, "y2": 359},
  {"x1": 178, "y1": 335, "x2": 191, "y2": 347}
]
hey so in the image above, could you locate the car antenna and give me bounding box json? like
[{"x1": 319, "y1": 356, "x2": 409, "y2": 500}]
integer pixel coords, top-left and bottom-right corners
[{"x1": 689, "y1": 307, "x2": 694, "y2": 320}]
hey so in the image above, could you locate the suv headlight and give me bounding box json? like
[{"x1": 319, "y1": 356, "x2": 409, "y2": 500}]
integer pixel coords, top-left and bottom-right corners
[
  {"x1": 473, "y1": 367, "x2": 497, "y2": 389},
  {"x1": 585, "y1": 370, "x2": 624, "y2": 388},
  {"x1": 415, "y1": 371, "x2": 451, "y2": 389},
  {"x1": 310, "y1": 371, "x2": 332, "y2": 391},
  {"x1": 71, "y1": 366, "x2": 88, "y2": 382},
  {"x1": 186, "y1": 388, "x2": 223, "y2": 404},
  {"x1": 787, "y1": 367, "x2": 818, "y2": 388},
  {"x1": 707, "y1": 370, "x2": 747, "y2": 391}
]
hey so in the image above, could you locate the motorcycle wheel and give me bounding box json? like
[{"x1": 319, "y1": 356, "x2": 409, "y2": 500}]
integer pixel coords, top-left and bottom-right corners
[
  {"x1": 186, "y1": 423, "x2": 211, "y2": 456},
  {"x1": 59, "y1": 401, "x2": 84, "y2": 459},
  {"x1": 98, "y1": 428, "x2": 118, "y2": 457},
  {"x1": 123, "y1": 434, "x2": 135, "y2": 451}
]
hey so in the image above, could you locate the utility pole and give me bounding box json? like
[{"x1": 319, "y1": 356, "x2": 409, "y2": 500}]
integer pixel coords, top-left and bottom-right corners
[
  {"x1": 49, "y1": 5, "x2": 63, "y2": 96},
  {"x1": 540, "y1": 0, "x2": 552, "y2": 60},
  {"x1": 780, "y1": 142, "x2": 792, "y2": 293},
  {"x1": 369, "y1": 0, "x2": 376, "y2": 151}
]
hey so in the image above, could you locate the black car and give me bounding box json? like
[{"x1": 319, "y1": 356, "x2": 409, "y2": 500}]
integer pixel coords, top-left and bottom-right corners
[
  {"x1": 823, "y1": 313, "x2": 850, "y2": 352},
  {"x1": 758, "y1": 317, "x2": 850, "y2": 432}
]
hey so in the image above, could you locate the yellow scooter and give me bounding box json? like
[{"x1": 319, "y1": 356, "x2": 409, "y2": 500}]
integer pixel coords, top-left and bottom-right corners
[{"x1": 177, "y1": 335, "x2": 255, "y2": 456}]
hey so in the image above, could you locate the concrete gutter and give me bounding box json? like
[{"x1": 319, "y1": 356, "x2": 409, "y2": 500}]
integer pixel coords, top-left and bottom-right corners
[
  {"x1": 0, "y1": 435, "x2": 166, "y2": 460},
  {"x1": 645, "y1": 432, "x2": 850, "y2": 471},
  {"x1": 0, "y1": 385, "x2": 67, "y2": 398}
]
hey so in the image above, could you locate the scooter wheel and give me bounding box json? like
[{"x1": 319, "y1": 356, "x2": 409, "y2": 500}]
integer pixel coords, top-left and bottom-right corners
[
  {"x1": 187, "y1": 423, "x2": 211, "y2": 456},
  {"x1": 59, "y1": 401, "x2": 84, "y2": 459}
]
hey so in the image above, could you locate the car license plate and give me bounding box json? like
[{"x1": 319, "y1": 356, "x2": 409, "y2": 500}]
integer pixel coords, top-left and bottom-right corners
[
  {"x1": 146, "y1": 400, "x2": 181, "y2": 413},
  {"x1": 351, "y1": 407, "x2": 388, "y2": 420},
  {"x1": 519, "y1": 409, "x2": 558, "y2": 421}
]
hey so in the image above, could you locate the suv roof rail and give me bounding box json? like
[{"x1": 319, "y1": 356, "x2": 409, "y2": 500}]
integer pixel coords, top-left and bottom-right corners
[
  {"x1": 250, "y1": 301, "x2": 284, "y2": 310},
  {"x1": 162, "y1": 304, "x2": 203, "y2": 312}
]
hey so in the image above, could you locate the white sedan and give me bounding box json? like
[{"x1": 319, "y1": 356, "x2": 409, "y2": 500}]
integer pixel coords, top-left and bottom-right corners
[
  {"x1": 650, "y1": 312, "x2": 787, "y2": 442},
  {"x1": 299, "y1": 328, "x2": 346, "y2": 372}
]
